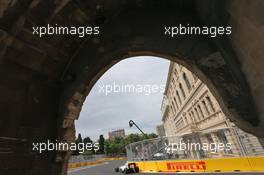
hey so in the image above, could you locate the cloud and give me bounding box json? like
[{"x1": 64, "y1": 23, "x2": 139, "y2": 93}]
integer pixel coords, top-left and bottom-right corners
[{"x1": 75, "y1": 56, "x2": 169, "y2": 141}]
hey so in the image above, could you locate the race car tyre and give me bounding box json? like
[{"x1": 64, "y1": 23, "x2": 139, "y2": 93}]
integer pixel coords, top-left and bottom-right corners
[{"x1": 134, "y1": 167, "x2": 139, "y2": 173}]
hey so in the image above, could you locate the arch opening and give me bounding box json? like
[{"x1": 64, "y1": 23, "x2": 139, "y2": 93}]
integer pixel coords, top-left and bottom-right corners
[{"x1": 66, "y1": 56, "x2": 264, "y2": 174}]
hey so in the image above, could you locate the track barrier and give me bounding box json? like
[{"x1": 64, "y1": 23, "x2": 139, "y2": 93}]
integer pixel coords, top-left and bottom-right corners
[
  {"x1": 126, "y1": 128, "x2": 264, "y2": 173},
  {"x1": 129, "y1": 156, "x2": 264, "y2": 173},
  {"x1": 68, "y1": 157, "x2": 127, "y2": 170}
]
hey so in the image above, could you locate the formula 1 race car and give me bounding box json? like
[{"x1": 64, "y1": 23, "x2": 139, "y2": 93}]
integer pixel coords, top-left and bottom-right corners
[{"x1": 115, "y1": 162, "x2": 139, "y2": 174}]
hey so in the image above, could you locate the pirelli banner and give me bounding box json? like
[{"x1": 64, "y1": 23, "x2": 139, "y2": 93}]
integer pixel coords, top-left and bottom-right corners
[{"x1": 129, "y1": 157, "x2": 264, "y2": 173}]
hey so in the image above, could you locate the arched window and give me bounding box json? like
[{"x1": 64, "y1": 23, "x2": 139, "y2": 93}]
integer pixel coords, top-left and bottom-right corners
[
  {"x1": 173, "y1": 97, "x2": 179, "y2": 110},
  {"x1": 179, "y1": 83, "x2": 186, "y2": 99},
  {"x1": 206, "y1": 96, "x2": 215, "y2": 112},
  {"x1": 172, "y1": 77, "x2": 175, "y2": 86},
  {"x1": 170, "y1": 106, "x2": 174, "y2": 114},
  {"x1": 194, "y1": 107, "x2": 200, "y2": 120},
  {"x1": 174, "y1": 68, "x2": 178, "y2": 76},
  {"x1": 183, "y1": 73, "x2": 191, "y2": 91},
  {"x1": 191, "y1": 111, "x2": 196, "y2": 122},
  {"x1": 197, "y1": 105, "x2": 204, "y2": 118},
  {"x1": 202, "y1": 100, "x2": 210, "y2": 115},
  {"x1": 170, "y1": 89, "x2": 174, "y2": 98},
  {"x1": 176, "y1": 90, "x2": 182, "y2": 105},
  {"x1": 188, "y1": 113, "x2": 192, "y2": 122},
  {"x1": 172, "y1": 101, "x2": 177, "y2": 114}
]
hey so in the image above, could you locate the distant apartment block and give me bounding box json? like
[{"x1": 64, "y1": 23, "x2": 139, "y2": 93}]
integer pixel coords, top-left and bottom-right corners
[{"x1": 108, "y1": 129, "x2": 126, "y2": 139}]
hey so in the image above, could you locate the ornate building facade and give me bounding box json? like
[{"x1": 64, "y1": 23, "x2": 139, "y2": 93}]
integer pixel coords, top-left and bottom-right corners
[
  {"x1": 156, "y1": 124, "x2": 166, "y2": 137},
  {"x1": 161, "y1": 62, "x2": 264, "y2": 158}
]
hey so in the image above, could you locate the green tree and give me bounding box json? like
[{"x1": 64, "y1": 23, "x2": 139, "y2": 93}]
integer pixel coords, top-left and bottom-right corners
[
  {"x1": 147, "y1": 133, "x2": 158, "y2": 139},
  {"x1": 103, "y1": 133, "x2": 158, "y2": 156},
  {"x1": 76, "y1": 133, "x2": 83, "y2": 143},
  {"x1": 83, "y1": 136, "x2": 94, "y2": 155},
  {"x1": 72, "y1": 133, "x2": 83, "y2": 155},
  {"x1": 98, "y1": 135, "x2": 105, "y2": 154}
]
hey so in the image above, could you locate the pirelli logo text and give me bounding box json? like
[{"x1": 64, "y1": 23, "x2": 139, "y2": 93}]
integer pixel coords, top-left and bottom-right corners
[{"x1": 166, "y1": 161, "x2": 206, "y2": 172}]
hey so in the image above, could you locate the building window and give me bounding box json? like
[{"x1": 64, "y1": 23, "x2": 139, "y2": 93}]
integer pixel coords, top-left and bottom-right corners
[
  {"x1": 172, "y1": 101, "x2": 177, "y2": 114},
  {"x1": 194, "y1": 108, "x2": 200, "y2": 120},
  {"x1": 174, "y1": 68, "x2": 178, "y2": 76},
  {"x1": 169, "y1": 90, "x2": 174, "y2": 100},
  {"x1": 202, "y1": 100, "x2": 210, "y2": 115},
  {"x1": 189, "y1": 113, "x2": 194, "y2": 123},
  {"x1": 172, "y1": 77, "x2": 175, "y2": 86},
  {"x1": 206, "y1": 134, "x2": 214, "y2": 144},
  {"x1": 191, "y1": 111, "x2": 196, "y2": 122},
  {"x1": 197, "y1": 105, "x2": 204, "y2": 118},
  {"x1": 176, "y1": 90, "x2": 182, "y2": 105},
  {"x1": 179, "y1": 83, "x2": 186, "y2": 99},
  {"x1": 183, "y1": 73, "x2": 191, "y2": 91},
  {"x1": 216, "y1": 130, "x2": 232, "y2": 154},
  {"x1": 170, "y1": 106, "x2": 174, "y2": 114},
  {"x1": 173, "y1": 97, "x2": 179, "y2": 110},
  {"x1": 206, "y1": 96, "x2": 215, "y2": 112}
]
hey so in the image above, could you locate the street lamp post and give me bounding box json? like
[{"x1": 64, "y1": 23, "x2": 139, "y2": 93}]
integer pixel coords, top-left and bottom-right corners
[{"x1": 129, "y1": 120, "x2": 147, "y2": 137}]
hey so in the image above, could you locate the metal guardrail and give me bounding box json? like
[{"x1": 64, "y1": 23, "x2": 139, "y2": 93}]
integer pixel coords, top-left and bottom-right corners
[
  {"x1": 69, "y1": 154, "x2": 105, "y2": 163},
  {"x1": 126, "y1": 127, "x2": 264, "y2": 161}
]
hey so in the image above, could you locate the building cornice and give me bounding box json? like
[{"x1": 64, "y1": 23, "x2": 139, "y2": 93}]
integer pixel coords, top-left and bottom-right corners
[{"x1": 164, "y1": 61, "x2": 174, "y2": 95}]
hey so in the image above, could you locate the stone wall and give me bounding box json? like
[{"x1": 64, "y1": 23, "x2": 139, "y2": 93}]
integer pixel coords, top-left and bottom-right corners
[
  {"x1": 0, "y1": 0, "x2": 263, "y2": 175},
  {"x1": 227, "y1": 0, "x2": 264, "y2": 133}
]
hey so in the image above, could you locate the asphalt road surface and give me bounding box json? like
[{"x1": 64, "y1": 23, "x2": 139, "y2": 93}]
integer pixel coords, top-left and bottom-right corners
[{"x1": 67, "y1": 160, "x2": 264, "y2": 175}]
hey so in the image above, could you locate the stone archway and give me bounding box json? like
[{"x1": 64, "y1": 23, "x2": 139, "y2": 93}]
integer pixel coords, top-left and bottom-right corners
[{"x1": 0, "y1": 0, "x2": 263, "y2": 175}]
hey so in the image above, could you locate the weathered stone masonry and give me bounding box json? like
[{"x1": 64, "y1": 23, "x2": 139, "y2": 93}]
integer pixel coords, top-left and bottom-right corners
[{"x1": 0, "y1": 0, "x2": 264, "y2": 174}]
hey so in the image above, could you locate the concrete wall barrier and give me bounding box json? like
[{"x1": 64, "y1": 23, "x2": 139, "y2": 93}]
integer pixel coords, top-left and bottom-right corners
[{"x1": 129, "y1": 156, "x2": 264, "y2": 173}]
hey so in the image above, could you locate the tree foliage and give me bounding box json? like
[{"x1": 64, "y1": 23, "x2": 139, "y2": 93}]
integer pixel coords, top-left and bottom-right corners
[
  {"x1": 72, "y1": 133, "x2": 83, "y2": 155},
  {"x1": 73, "y1": 133, "x2": 158, "y2": 155},
  {"x1": 105, "y1": 133, "x2": 158, "y2": 155},
  {"x1": 97, "y1": 134, "x2": 105, "y2": 154}
]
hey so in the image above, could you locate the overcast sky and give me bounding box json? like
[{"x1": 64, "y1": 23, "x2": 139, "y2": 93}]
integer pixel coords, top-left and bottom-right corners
[{"x1": 75, "y1": 56, "x2": 170, "y2": 141}]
